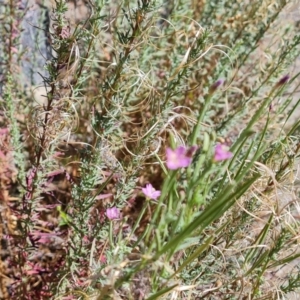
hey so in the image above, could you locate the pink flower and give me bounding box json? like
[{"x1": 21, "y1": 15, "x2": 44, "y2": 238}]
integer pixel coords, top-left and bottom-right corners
[
  {"x1": 106, "y1": 207, "x2": 120, "y2": 220},
  {"x1": 59, "y1": 26, "x2": 70, "y2": 39},
  {"x1": 99, "y1": 254, "x2": 107, "y2": 264},
  {"x1": 214, "y1": 144, "x2": 233, "y2": 162},
  {"x1": 0, "y1": 128, "x2": 9, "y2": 136},
  {"x1": 166, "y1": 146, "x2": 196, "y2": 170},
  {"x1": 142, "y1": 183, "x2": 161, "y2": 200}
]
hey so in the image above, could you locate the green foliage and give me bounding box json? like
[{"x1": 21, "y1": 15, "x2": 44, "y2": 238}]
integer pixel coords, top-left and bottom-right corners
[{"x1": 0, "y1": 0, "x2": 300, "y2": 299}]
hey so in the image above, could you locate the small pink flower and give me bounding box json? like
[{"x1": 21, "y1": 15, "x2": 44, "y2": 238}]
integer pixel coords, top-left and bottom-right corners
[
  {"x1": 142, "y1": 183, "x2": 161, "y2": 200},
  {"x1": 214, "y1": 144, "x2": 233, "y2": 162},
  {"x1": 59, "y1": 26, "x2": 70, "y2": 39},
  {"x1": 99, "y1": 254, "x2": 107, "y2": 264},
  {"x1": 106, "y1": 207, "x2": 120, "y2": 220},
  {"x1": 0, "y1": 128, "x2": 9, "y2": 136},
  {"x1": 166, "y1": 146, "x2": 196, "y2": 170}
]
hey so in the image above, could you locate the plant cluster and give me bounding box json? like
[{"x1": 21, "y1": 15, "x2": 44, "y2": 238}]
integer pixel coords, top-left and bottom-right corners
[{"x1": 0, "y1": 0, "x2": 300, "y2": 299}]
